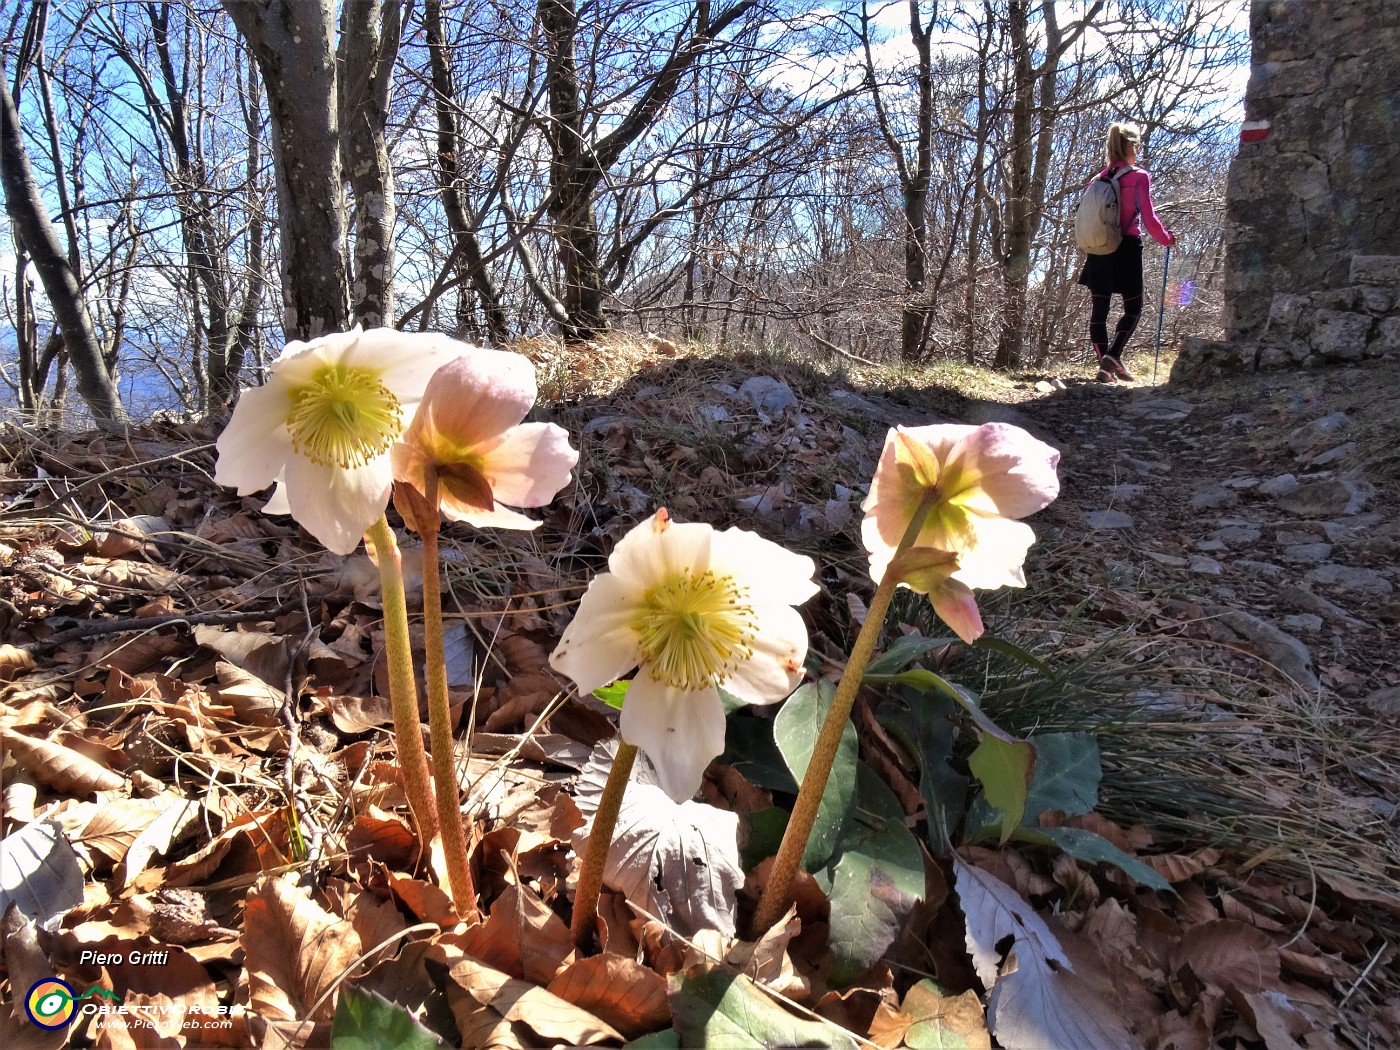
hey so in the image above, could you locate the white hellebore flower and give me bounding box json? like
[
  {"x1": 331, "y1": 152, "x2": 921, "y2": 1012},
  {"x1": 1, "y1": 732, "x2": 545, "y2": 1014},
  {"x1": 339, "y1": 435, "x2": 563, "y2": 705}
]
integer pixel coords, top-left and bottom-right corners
[
  {"x1": 550, "y1": 509, "x2": 818, "y2": 802},
  {"x1": 214, "y1": 328, "x2": 477, "y2": 555}
]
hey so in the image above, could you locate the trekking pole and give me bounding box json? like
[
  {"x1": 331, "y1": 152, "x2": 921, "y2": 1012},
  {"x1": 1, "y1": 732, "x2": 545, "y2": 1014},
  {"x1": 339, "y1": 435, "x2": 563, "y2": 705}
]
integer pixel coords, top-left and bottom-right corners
[{"x1": 1152, "y1": 244, "x2": 1172, "y2": 384}]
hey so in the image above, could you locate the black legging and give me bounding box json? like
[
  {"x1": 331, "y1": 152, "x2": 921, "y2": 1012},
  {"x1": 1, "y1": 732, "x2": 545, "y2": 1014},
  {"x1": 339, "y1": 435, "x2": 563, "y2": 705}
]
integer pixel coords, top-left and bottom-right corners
[{"x1": 1089, "y1": 292, "x2": 1143, "y2": 362}]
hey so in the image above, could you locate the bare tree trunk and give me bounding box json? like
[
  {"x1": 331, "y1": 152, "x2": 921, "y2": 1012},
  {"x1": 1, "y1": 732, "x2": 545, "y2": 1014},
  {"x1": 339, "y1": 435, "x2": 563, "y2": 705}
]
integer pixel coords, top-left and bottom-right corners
[
  {"x1": 424, "y1": 0, "x2": 509, "y2": 342},
  {"x1": 995, "y1": 0, "x2": 1034, "y2": 370},
  {"x1": 0, "y1": 75, "x2": 124, "y2": 420},
  {"x1": 222, "y1": 0, "x2": 348, "y2": 340},
  {"x1": 339, "y1": 0, "x2": 402, "y2": 329}
]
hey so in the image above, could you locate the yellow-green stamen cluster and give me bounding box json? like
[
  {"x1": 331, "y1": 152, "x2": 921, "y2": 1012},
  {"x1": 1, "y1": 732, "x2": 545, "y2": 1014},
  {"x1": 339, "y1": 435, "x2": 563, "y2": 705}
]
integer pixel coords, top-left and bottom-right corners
[
  {"x1": 633, "y1": 569, "x2": 757, "y2": 690},
  {"x1": 287, "y1": 365, "x2": 402, "y2": 468}
]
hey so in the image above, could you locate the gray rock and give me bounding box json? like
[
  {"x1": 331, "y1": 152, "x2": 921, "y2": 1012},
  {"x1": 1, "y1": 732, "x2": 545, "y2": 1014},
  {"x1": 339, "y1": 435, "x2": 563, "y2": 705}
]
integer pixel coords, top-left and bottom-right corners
[
  {"x1": 1279, "y1": 584, "x2": 1367, "y2": 627},
  {"x1": 1259, "y1": 474, "x2": 1301, "y2": 498},
  {"x1": 1034, "y1": 380, "x2": 1056, "y2": 393},
  {"x1": 1212, "y1": 608, "x2": 1319, "y2": 692},
  {"x1": 1278, "y1": 478, "x2": 1374, "y2": 517},
  {"x1": 1350, "y1": 255, "x2": 1400, "y2": 285},
  {"x1": 1195, "y1": 538, "x2": 1228, "y2": 552},
  {"x1": 1276, "y1": 527, "x2": 1320, "y2": 546},
  {"x1": 1222, "y1": 476, "x2": 1260, "y2": 490},
  {"x1": 1119, "y1": 454, "x2": 1170, "y2": 474},
  {"x1": 1234, "y1": 559, "x2": 1284, "y2": 577},
  {"x1": 1145, "y1": 551, "x2": 1189, "y2": 568},
  {"x1": 1190, "y1": 485, "x2": 1239, "y2": 511},
  {"x1": 1307, "y1": 442, "x2": 1356, "y2": 468},
  {"x1": 737, "y1": 375, "x2": 797, "y2": 415},
  {"x1": 1280, "y1": 613, "x2": 1324, "y2": 633},
  {"x1": 1375, "y1": 317, "x2": 1400, "y2": 355},
  {"x1": 1111, "y1": 482, "x2": 1149, "y2": 501},
  {"x1": 1286, "y1": 411, "x2": 1350, "y2": 453},
  {"x1": 1086, "y1": 509, "x2": 1134, "y2": 530},
  {"x1": 1361, "y1": 797, "x2": 1397, "y2": 821},
  {"x1": 696, "y1": 404, "x2": 731, "y2": 424},
  {"x1": 1124, "y1": 397, "x2": 1195, "y2": 422},
  {"x1": 1214, "y1": 525, "x2": 1262, "y2": 545},
  {"x1": 1360, "y1": 686, "x2": 1400, "y2": 716},
  {"x1": 1304, "y1": 563, "x2": 1394, "y2": 595},
  {"x1": 1189, "y1": 555, "x2": 1223, "y2": 574},
  {"x1": 1281, "y1": 542, "x2": 1333, "y2": 565},
  {"x1": 1310, "y1": 311, "x2": 1373, "y2": 360}
]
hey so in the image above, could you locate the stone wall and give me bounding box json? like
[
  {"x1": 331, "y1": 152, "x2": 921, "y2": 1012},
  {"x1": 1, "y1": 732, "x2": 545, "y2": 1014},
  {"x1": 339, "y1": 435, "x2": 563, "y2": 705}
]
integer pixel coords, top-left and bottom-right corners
[{"x1": 1175, "y1": 0, "x2": 1400, "y2": 378}]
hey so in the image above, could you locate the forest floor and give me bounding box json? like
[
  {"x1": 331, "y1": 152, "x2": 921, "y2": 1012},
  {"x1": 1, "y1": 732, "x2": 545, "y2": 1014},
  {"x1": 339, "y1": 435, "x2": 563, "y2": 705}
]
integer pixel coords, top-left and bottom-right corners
[{"x1": 0, "y1": 339, "x2": 1396, "y2": 1049}]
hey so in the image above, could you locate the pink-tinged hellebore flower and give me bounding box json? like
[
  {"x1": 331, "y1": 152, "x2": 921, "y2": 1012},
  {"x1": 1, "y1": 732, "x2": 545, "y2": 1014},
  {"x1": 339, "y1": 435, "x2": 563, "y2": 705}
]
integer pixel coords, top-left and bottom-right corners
[
  {"x1": 861, "y1": 423, "x2": 1060, "y2": 639},
  {"x1": 550, "y1": 509, "x2": 818, "y2": 802},
  {"x1": 390, "y1": 350, "x2": 578, "y2": 531},
  {"x1": 214, "y1": 328, "x2": 477, "y2": 555}
]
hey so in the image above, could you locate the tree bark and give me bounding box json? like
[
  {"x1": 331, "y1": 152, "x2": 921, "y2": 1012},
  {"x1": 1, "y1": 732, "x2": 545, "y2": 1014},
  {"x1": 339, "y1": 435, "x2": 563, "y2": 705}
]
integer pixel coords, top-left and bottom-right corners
[
  {"x1": 339, "y1": 0, "x2": 402, "y2": 329},
  {"x1": 0, "y1": 74, "x2": 124, "y2": 420},
  {"x1": 222, "y1": 0, "x2": 348, "y2": 340}
]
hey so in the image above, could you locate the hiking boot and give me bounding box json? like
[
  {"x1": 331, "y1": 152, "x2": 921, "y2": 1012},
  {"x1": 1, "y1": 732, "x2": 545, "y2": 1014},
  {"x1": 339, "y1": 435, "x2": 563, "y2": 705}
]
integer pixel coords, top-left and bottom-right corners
[
  {"x1": 1096, "y1": 369, "x2": 1117, "y2": 383},
  {"x1": 1104, "y1": 355, "x2": 1134, "y2": 381}
]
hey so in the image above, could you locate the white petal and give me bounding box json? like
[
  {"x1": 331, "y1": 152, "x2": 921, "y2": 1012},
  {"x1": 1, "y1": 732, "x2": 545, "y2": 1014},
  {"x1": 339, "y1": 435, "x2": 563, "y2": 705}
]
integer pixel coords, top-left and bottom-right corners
[
  {"x1": 262, "y1": 480, "x2": 290, "y2": 515},
  {"x1": 949, "y1": 516, "x2": 1036, "y2": 590},
  {"x1": 708, "y1": 527, "x2": 818, "y2": 606},
  {"x1": 282, "y1": 453, "x2": 392, "y2": 555},
  {"x1": 213, "y1": 382, "x2": 294, "y2": 495},
  {"x1": 480, "y1": 423, "x2": 578, "y2": 508},
  {"x1": 619, "y1": 671, "x2": 726, "y2": 802},
  {"x1": 349, "y1": 328, "x2": 480, "y2": 403},
  {"x1": 721, "y1": 602, "x2": 807, "y2": 705},
  {"x1": 441, "y1": 501, "x2": 541, "y2": 531},
  {"x1": 549, "y1": 573, "x2": 643, "y2": 693},
  {"x1": 608, "y1": 513, "x2": 714, "y2": 588}
]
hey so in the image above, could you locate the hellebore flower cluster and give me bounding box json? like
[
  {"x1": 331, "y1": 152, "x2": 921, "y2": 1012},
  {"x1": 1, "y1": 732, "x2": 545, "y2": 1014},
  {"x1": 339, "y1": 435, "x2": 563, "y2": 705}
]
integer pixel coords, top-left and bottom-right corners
[
  {"x1": 861, "y1": 423, "x2": 1061, "y2": 642},
  {"x1": 551, "y1": 509, "x2": 818, "y2": 803}
]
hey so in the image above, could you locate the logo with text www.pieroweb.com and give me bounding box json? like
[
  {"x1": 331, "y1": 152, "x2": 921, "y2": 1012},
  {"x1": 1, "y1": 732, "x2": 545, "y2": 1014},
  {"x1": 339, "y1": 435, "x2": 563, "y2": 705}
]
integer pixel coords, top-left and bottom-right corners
[{"x1": 24, "y1": 978, "x2": 120, "y2": 1029}]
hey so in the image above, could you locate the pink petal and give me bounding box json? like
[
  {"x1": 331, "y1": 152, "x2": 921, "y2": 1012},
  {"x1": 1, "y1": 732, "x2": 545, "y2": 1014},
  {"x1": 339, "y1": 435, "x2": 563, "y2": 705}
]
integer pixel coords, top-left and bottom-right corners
[
  {"x1": 945, "y1": 423, "x2": 1061, "y2": 519},
  {"x1": 928, "y1": 578, "x2": 985, "y2": 643},
  {"x1": 478, "y1": 422, "x2": 578, "y2": 508},
  {"x1": 440, "y1": 502, "x2": 541, "y2": 530},
  {"x1": 404, "y1": 350, "x2": 538, "y2": 454}
]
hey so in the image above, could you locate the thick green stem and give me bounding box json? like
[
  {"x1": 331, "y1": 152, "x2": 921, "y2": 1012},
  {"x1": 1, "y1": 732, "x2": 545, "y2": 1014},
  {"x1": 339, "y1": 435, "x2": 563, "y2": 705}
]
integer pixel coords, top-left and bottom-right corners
[
  {"x1": 419, "y1": 469, "x2": 481, "y2": 923},
  {"x1": 366, "y1": 516, "x2": 439, "y2": 847},
  {"x1": 751, "y1": 490, "x2": 941, "y2": 937},
  {"x1": 571, "y1": 740, "x2": 637, "y2": 949}
]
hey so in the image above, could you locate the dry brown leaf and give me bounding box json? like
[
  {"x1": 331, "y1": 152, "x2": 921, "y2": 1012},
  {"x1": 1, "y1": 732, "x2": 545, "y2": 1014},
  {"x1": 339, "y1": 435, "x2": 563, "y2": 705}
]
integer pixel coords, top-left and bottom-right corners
[
  {"x1": 0, "y1": 644, "x2": 36, "y2": 682},
  {"x1": 0, "y1": 727, "x2": 126, "y2": 794},
  {"x1": 441, "y1": 956, "x2": 622, "y2": 1048},
  {"x1": 869, "y1": 983, "x2": 990, "y2": 1050},
  {"x1": 328, "y1": 693, "x2": 393, "y2": 734},
  {"x1": 242, "y1": 875, "x2": 363, "y2": 1024},
  {"x1": 163, "y1": 811, "x2": 291, "y2": 887},
  {"x1": 545, "y1": 952, "x2": 669, "y2": 1039},
  {"x1": 1177, "y1": 919, "x2": 1281, "y2": 995},
  {"x1": 74, "y1": 797, "x2": 168, "y2": 867},
  {"x1": 385, "y1": 871, "x2": 458, "y2": 927},
  {"x1": 345, "y1": 810, "x2": 417, "y2": 869},
  {"x1": 456, "y1": 883, "x2": 574, "y2": 985},
  {"x1": 213, "y1": 660, "x2": 284, "y2": 726}
]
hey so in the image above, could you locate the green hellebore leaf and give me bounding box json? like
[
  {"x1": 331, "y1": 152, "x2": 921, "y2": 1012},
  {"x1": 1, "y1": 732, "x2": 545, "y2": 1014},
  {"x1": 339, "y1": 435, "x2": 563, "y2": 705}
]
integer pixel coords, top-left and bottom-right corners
[
  {"x1": 967, "y1": 735, "x2": 1036, "y2": 844},
  {"x1": 593, "y1": 680, "x2": 629, "y2": 710},
  {"x1": 670, "y1": 969, "x2": 858, "y2": 1048},
  {"x1": 1015, "y1": 825, "x2": 1174, "y2": 894},
  {"x1": 330, "y1": 987, "x2": 449, "y2": 1050},
  {"x1": 774, "y1": 681, "x2": 857, "y2": 871}
]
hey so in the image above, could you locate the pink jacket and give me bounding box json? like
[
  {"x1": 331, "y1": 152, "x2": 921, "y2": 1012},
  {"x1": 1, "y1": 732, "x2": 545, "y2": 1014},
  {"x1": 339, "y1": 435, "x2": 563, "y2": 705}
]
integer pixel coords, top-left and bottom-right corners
[{"x1": 1098, "y1": 164, "x2": 1172, "y2": 246}]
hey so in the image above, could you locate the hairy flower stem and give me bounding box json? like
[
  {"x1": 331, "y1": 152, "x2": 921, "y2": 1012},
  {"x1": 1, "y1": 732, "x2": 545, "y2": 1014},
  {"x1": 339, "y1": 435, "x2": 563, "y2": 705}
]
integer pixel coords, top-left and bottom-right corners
[
  {"x1": 571, "y1": 740, "x2": 638, "y2": 949},
  {"x1": 751, "y1": 490, "x2": 940, "y2": 938},
  {"x1": 366, "y1": 516, "x2": 439, "y2": 849},
  {"x1": 418, "y1": 468, "x2": 481, "y2": 923}
]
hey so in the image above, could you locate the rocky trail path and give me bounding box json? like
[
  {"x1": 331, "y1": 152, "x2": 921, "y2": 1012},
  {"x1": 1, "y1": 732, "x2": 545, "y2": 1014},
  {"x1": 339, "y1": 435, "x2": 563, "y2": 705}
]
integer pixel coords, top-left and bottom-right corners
[{"x1": 1012, "y1": 366, "x2": 1398, "y2": 720}]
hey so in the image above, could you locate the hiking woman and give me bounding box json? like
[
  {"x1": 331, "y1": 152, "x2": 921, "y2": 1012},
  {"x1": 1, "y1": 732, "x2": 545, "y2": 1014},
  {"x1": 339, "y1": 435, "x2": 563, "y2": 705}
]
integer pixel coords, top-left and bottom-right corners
[{"x1": 1077, "y1": 121, "x2": 1176, "y2": 382}]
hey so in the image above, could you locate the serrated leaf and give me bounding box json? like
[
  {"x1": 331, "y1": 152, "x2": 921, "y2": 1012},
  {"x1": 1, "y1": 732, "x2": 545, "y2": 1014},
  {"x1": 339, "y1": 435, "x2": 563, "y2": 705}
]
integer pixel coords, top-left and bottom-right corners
[
  {"x1": 0, "y1": 818, "x2": 84, "y2": 929},
  {"x1": 967, "y1": 736, "x2": 1035, "y2": 844},
  {"x1": 773, "y1": 681, "x2": 857, "y2": 871},
  {"x1": 330, "y1": 986, "x2": 448, "y2": 1049},
  {"x1": 819, "y1": 767, "x2": 925, "y2": 986},
  {"x1": 1021, "y1": 732, "x2": 1101, "y2": 819},
  {"x1": 574, "y1": 743, "x2": 744, "y2": 937},
  {"x1": 670, "y1": 969, "x2": 857, "y2": 1049},
  {"x1": 1015, "y1": 826, "x2": 1173, "y2": 894},
  {"x1": 953, "y1": 858, "x2": 1142, "y2": 1050}
]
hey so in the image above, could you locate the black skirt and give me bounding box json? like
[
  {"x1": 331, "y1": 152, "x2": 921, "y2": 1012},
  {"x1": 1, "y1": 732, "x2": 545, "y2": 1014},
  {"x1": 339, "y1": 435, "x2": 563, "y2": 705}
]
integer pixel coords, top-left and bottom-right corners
[{"x1": 1077, "y1": 235, "x2": 1143, "y2": 298}]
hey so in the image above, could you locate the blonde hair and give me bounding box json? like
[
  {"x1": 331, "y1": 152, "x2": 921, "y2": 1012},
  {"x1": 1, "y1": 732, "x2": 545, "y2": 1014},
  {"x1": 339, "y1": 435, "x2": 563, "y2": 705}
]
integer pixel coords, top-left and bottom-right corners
[{"x1": 1106, "y1": 121, "x2": 1142, "y2": 165}]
